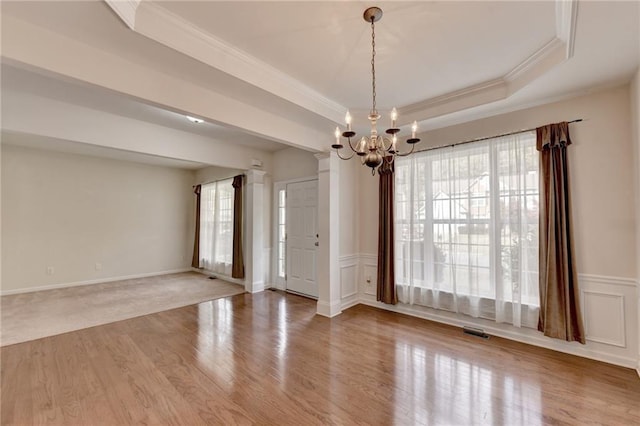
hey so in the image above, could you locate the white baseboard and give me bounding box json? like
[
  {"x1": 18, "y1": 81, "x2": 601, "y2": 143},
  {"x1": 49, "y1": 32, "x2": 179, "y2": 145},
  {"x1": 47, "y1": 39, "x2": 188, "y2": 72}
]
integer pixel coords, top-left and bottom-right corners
[
  {"x1": 317, "y1": 300, "x2": 342, "y2": 318},
  {"x1": 358, "y1": 296, "x2": 638, "y2": 369},
  {"x1": 341, "y1": 293, "x2": 359, "y2": 311},
  {"x1": 1, "y1": 268, "x2": 193, "y2": 296}
]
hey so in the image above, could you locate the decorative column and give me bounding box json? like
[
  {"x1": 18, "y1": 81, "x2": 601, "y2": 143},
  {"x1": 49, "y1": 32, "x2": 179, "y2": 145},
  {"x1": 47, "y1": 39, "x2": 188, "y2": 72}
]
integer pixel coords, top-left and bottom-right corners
[
  {"x1": 245, "y1": 169, "x2": 266, "y2": 293},
  {"x1": 315, "y1": 152, "x2": 341, "y2": 317}
]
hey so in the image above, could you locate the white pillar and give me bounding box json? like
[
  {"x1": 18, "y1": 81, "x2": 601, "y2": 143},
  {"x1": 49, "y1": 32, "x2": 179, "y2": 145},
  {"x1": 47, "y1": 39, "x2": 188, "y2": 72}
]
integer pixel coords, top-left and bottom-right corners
[
  {"x1": 315, "y1": 152, "x2": 341, "y2": 317},
  {"x1": 245, "y1": 169, "x2": 266, "y2": 293}
]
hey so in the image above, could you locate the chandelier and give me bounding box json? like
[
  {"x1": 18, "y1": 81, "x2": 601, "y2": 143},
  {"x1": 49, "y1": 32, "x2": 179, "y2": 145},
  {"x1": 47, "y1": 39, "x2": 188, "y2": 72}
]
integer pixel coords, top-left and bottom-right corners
[{"x1": 331, "y1": 7, "x2": 420, "y2": 175}]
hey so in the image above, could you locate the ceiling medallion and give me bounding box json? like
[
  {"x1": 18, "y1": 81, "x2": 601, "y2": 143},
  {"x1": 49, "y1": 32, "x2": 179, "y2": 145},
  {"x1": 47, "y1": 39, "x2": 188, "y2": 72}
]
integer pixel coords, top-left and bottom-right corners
[{"x1": 331, "y1": 7, "x2": 420, "y2": 175}]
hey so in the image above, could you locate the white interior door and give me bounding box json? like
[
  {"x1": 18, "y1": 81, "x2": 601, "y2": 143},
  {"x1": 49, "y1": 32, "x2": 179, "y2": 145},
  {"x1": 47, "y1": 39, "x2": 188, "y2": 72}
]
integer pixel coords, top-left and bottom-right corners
[{"x1": 286, "y1": 180, "x2": 318, "y2": 298}]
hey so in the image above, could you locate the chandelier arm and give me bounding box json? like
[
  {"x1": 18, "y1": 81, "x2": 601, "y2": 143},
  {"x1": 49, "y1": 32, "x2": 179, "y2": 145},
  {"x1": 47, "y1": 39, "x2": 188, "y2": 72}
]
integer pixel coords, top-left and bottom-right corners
[
  {"x1": 395, "y1": 143, "x2": 417, "y2": 157},
  {"x1": 335, "y1": 149, "x2": 355, "y2": 160},
  {"x1": 346, "y1": 137, "x2": 360, "y2": 154},
  {"x1": 379, "y1": 136, "x2": 393, "y2": 152}
]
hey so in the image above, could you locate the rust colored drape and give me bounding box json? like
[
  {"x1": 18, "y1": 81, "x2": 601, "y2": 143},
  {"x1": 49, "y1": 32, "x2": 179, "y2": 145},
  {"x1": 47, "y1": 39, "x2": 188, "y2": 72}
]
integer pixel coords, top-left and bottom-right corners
[
  {"x1": 191, "y1": 185, "x2": 202, "y2": 268},
  {"x1": 536, "y1": 122, "x2": 585, "y2": 343},
  {"x1": 231, "y1": 175, "x2": 245, "y2": 279},
  {"x1": 377, "y1": 159, "x2": 397, "y2": 304}
]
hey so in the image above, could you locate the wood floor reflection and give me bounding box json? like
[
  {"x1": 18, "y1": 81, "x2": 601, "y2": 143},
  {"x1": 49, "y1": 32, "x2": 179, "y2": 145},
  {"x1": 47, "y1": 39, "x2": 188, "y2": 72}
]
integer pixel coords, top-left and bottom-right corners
[{"x1": 2, "y1": 291, "x2": 639, "y2": 425}]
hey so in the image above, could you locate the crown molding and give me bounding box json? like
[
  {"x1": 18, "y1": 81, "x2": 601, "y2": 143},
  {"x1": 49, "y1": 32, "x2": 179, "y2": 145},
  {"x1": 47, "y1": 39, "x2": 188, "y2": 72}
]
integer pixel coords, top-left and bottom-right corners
[
  {"x1": 104, "y1": 0, "x2": 578, "y2": 128},
  {"x1": 104, "y1": 0, "x2": 141, "y2": 30},
  {"x1": 119, "y1": 1, "x2": 346, "y2": 124},
  {"x1": 556, "y1": 0, "x2": 579, "y2": 58},
  {"x1": 400, "y1": 0, "x2": 579, "y2": 125}
]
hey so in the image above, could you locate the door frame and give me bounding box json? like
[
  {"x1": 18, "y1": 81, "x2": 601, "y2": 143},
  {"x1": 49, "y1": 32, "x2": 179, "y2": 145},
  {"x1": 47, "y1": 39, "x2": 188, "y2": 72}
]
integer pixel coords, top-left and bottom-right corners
[{"x1": 272, "y1": 175, "x2": 318, "y2": 291}]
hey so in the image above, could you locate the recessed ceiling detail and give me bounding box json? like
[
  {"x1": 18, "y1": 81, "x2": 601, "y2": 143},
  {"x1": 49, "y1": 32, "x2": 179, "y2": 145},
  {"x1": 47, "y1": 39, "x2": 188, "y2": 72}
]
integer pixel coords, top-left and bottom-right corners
[{"x1": 105, "y1": 0, "x2": 578, "y2": 126}]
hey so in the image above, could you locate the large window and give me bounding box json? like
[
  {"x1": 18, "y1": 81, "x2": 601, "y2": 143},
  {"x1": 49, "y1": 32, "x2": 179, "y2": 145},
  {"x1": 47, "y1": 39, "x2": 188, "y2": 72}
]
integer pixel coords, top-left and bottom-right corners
[
  {"x1": 199, "y1": 178, "x2": 234, "y2": 275},
  {"x1": 395, "y1": 131, "x2": 539, "y2": 328}
]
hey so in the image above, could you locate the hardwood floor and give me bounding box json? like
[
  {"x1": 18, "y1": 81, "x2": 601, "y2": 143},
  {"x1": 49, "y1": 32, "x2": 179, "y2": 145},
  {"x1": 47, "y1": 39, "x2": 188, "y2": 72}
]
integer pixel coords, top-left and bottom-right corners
[{"x1": 2, "y1": 291, "x2": 639, "y2": 425}]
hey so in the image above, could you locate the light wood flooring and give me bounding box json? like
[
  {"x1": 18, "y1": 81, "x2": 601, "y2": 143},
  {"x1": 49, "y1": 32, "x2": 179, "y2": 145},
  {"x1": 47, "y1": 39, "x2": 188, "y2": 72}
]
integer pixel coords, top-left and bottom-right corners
[{"x1": 2, "y1": 290, "x2": 639, "y2": 425}]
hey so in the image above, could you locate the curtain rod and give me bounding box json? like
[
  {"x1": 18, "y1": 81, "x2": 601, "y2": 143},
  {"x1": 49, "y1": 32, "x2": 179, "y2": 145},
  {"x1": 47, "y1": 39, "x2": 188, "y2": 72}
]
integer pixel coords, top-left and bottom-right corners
[
  {"x1": 414, "y1": 119, "x2": 583, "y2": 153},
  {"x1": 192, "y1": 173, "x2": 245, "y2": 188}
]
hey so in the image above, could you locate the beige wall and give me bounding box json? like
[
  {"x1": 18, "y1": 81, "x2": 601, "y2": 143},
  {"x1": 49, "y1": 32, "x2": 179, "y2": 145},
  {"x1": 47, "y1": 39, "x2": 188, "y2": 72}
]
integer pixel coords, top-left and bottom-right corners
[
  {"x1": 339, "y1": 158, "x2": 359, "y2": 256},
  {"x1": 1, "y1": 145, "x2": 195, "y2": 293},
  {"x1": 272, "y1": 147, "x2": 318, "y2": 183},
  {"x1": 194, "y1": 165, "x2": 244, "y2": 185},
  {"x1": 363, "y1": 85, "x2": 635, "y2": 278},
  {"x1": 358, "y1": 164, "x2": 379, "y2": 255}
]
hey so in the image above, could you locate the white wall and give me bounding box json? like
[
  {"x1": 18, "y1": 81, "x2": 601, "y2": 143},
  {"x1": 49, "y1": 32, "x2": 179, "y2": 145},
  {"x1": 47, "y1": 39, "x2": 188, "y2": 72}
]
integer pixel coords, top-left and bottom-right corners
[
  {"x1": 356, "y1": 85, "x2": 639, "y2": 368},
  {"x1": 631, "y1": 67, "x2": 640, "y2": 374},
  {"x1": 1, "y1": 145, "x2": 195, "y2": 293}
]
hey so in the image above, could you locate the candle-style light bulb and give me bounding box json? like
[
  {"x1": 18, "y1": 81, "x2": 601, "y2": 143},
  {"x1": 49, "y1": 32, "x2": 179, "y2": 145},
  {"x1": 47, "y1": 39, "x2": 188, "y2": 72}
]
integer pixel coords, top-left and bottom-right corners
[
  {"x1": 411, "y1": 121, "x2": 418, "y2": 138},
  {"x1": 392, "y1": 134, "x2": 397, "y2": 152},
  {"x1": 390, "y1": 107, "x2": 398, "y2": 128},
  {"x1": 345, "y1": 111, "x2": 352, "y2": 131},
  {"x1": 334, "y1": 126, "x2": 340, "y2": 142},
  {"x1": 357, "y1": 137, "x2": 367, "y2": 152}
]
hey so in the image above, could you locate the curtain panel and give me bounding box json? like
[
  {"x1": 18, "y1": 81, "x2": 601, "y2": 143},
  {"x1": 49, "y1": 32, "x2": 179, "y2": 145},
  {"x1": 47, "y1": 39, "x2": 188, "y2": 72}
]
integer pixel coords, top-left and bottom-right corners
[
  {"x1": 191, "y1": 184, "x2": 202, "y2": 268},
  {"x1": 232, "y1": 175, "x2": 245, "y2": 279},
  {"x1": 199, "y1": 179, "x2": 234, "y2": 275},
  {"x1": 377, "y1": 159, "x2": 397, "y2": 304},
  {"x1": 536, "y1": 122, "x2": 585, "y2": 343},
  {"x1": 394, "y1": 132, "x2": 540, "y2": 328}
]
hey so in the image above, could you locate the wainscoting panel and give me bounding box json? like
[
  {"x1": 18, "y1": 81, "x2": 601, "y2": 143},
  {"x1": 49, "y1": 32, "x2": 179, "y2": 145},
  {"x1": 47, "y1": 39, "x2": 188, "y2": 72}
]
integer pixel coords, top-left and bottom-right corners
[
  {"x1": 339, "y1": 255, "x2": 359, "y2": 310},
  {"x1": 583, "y1": 290, "x2": 626, "y2": 347},
  {"x1": 579, "y1": 275, "x2": 637, "y2": 359},
  {"x1": 360, "y1": 254, "x2": 377, "y2": 297}
]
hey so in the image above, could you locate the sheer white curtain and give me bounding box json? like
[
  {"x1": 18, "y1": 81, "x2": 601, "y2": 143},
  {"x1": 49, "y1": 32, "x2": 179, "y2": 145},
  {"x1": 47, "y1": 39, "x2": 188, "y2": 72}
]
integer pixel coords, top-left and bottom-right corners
[
  {"x1": 395, "y1": 132, "x2": 539, "y2": 328},
  {"x1": 199, "y1": 178, "x2": 234, "y2": 275}
]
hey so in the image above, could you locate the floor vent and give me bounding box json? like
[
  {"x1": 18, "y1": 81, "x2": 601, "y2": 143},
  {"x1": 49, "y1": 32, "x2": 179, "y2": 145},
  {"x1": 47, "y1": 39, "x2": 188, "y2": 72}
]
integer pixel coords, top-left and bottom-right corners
[
  {"x1": 208, "y1": 276, "x2": 217, "y2": 280},
  {"x1": 463, "y1": 326, "x2": 490, "y2": 339}
]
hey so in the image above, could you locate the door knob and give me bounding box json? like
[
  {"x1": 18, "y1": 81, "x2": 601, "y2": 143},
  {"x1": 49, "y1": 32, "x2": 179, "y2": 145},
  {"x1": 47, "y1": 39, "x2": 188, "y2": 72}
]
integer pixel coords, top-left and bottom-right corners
[{"x1": 315, "y1": 242, "x2": 319, "y2": 247}]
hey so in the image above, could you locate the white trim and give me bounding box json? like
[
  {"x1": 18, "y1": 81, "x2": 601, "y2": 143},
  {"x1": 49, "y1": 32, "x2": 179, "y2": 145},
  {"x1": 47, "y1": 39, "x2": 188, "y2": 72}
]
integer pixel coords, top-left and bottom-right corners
[
  {"x1": 556, "y1": 0, "x2": 579, "y2": 58},
  {"x1": 1, "y1": 268, "x2": 192, "y2": 296},
  {"x1": 579, "y1": 273, "x2": 637, "y2": 288},
  {"x1": 339, "y1": 254, "x2": 360, "y2": 265},
  {"x1": 104, "y1": 0, "x2": 141, "y2": 30},
  {"x1": 358, "y1": 296, "x2": 637, "y2": 368},
  {"x1": 316, "y1": 300, "x2": 342, "y2": 318},
  {"x1": 133, "y1": 2, "x2": 345, "y2": 124},
  {"x1": 581, "y1": 289, "x2": 627, "y2": 348},
  {"x1": 400, "y1": 0, "x2": 579, "y2": 123},
  {"x1": 341, "y1": 293, "x2": 359, "y2": 311}
]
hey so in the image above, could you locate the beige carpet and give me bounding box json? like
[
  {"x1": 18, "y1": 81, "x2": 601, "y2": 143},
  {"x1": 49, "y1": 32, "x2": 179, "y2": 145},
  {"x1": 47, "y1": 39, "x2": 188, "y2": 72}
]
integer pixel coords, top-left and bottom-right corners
[{"x1": 0, "y1": 272, "x2": 245, "y2": 346}]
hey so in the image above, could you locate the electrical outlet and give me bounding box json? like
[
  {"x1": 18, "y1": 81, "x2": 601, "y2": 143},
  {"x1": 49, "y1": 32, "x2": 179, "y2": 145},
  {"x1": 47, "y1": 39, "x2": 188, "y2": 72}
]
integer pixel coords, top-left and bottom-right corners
[
  {"x1": 46, "y1": 266, "x2": 54, "y2": 275},
  {"x1": 95, "y1": 263, "x2": 102, "y2": 271}
]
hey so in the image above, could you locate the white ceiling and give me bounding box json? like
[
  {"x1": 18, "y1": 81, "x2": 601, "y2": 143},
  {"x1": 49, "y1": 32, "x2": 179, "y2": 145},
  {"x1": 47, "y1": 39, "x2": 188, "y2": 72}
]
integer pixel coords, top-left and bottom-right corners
[
  {"x1": 160, "y1": 1, "x2": 558, "y2": 107},
  {"x1": 1, "y1": 0, "x2": 639, "y2": 161}
]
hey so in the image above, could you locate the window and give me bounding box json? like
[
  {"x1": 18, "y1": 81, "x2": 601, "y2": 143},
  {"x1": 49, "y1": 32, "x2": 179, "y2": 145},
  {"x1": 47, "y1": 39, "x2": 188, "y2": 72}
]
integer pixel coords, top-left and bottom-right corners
[
  {"x1": 395, "y1": 131, "x2": 539, "y2": 328},
  {"x1": 277, "y1": 189, "x2": 286, "y2": 278},
  {"x1": 199, "y1": 178, "x2": 234, "y2": 275}
]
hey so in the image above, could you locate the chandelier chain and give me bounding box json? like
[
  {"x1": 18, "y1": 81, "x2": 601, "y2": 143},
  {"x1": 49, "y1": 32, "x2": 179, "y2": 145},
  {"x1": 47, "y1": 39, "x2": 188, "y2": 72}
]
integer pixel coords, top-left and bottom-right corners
[{"x1": 370, "y1": 19, "x2": 377, "y2": 115}]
